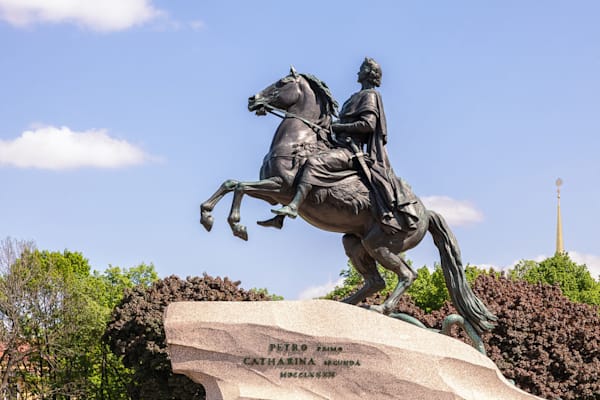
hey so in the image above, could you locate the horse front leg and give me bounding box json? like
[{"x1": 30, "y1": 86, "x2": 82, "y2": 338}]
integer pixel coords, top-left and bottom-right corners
[
  {"x1": 226, "y1": 178, "x2": 283, "y2": 241},
  {"x1": 200, "y1": 179, "x2": 239, "y2": 231}
]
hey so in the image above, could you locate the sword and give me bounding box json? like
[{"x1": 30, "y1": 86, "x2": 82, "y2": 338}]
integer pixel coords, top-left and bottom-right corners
[
  {"x1": 345, "y1": 137, "x2": 371, "y2": 182},
  {"x1": 345, "y1": 137, "x2": 389, "y2": 215}
]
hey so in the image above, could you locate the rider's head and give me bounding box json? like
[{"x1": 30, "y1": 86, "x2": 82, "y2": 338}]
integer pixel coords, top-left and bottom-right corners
[{"x1": 358, "y1": 57, "x2": 382, "y2": 87}]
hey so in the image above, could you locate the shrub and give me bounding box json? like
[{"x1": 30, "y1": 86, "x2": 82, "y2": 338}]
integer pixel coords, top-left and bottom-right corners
[{"x1": 104, "y1": 274, "x2": 274, "y2": 400}]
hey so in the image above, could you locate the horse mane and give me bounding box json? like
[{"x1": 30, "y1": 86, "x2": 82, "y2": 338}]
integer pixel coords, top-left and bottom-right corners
[{"x1": 301, "y1": 74, "x2": 339, "y2": 127}]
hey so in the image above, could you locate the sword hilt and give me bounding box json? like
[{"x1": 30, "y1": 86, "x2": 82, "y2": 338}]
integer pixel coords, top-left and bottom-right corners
[{"x1": 345, "y1": 137, "x2": 363, "y2": 156}]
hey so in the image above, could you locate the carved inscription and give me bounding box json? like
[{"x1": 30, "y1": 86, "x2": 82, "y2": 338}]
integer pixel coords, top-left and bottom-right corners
[{"x1": 241, "y1": 342, "x2": 361, "y2": 379}]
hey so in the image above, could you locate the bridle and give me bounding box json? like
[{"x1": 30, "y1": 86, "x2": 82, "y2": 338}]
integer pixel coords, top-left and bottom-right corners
[{"x1": 259, "y1": 102, "x2": 331, "y2": 137}]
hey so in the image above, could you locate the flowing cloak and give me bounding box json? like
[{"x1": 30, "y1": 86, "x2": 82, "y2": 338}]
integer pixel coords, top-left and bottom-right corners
[
  {"x1": 300, "y1": 88, "x2": 419, "y2": 232},
  {"x1": 339, "y1": 89, "x2": 418, "y2": 231}
]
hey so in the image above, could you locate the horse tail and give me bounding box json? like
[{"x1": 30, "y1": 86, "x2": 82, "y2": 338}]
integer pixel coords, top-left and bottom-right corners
[{"x1": 427, "y1": 210, "x2": 497, "y2": 334}]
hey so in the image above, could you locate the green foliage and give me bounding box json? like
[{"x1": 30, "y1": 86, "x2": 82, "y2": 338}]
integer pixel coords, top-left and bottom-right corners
[
  {"x1": 509, "y1": 252, "x2": 600, "y2": 306},
  {"x1": 406, "y1": 264, "x2": 449, "y2": 312},
  {"x1": 403, "y1": 262, "x2": 498, "y2": 312},
  {"x1": 0, "y1": 238, "x2": 159, "y2": 399},
  {"x1": 0, "y1": 243, "x2": 103, "y2": 398},
  {"x1": 465, "y1": 264, "x2": 501, "y2": 283},
  {"x1": 94, "y1": 263, "x2": 159, "y2": 309}
]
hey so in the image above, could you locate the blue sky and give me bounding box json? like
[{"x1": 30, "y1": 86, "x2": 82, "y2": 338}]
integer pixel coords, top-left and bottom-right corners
[{"x1": 1, "y1": 1, "x2": 598, "y2": 299}]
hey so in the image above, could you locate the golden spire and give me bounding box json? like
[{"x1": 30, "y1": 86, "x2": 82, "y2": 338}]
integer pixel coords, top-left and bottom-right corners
[{"x1": 555, "y1": 178, "x2": 564, "y2": 254}]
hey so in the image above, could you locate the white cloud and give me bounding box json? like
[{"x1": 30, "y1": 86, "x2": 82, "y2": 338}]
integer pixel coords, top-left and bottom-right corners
[
  {"x1": 570, "y1": 251, "x2": 600, "y2": 280},
  {"x1": 421, "y1": 195, "x2": 484, "y2": 227},
  {"x1": 0, "y1": 125, "x2": 157, "y2": 170},
  {"x1": 0, "y1": 0, "x2": 163, "y2": 32},
  {"x1": 297, "y1": 277, "x2": 344, "y2": 300}
]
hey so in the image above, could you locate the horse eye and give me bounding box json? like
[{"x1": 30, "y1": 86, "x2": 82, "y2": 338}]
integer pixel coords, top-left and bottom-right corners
[{"x1": 275, "y1": 76, "x2": 295, "y2": 88}]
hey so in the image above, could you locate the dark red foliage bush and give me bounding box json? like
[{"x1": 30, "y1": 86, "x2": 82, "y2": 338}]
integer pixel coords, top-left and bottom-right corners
[
  {"x1": 365, "y1": 275, "x2": 600, "y2": 400},
  {"x1": 471, "y1": 275, "x2": 600, "y2": 400},
  {"x1": 104, "y1": 274, "x2": 273, "y2": 400}
]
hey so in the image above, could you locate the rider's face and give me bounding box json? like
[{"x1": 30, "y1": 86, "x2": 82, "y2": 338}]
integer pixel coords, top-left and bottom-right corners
[{"x1": 357, "y1": 63, "x2": 369, "y2": 83}]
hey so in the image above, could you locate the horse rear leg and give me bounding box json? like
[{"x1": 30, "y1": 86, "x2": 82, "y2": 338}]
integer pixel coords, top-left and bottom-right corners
[
  {"x1": 363, "y1": 232, "x2": 416, "y2": 315},
  {"x1": 200, "y1": 179, "x2": 239, "y2": 231},
  {"x1": 340, "y1": 234, "x2": 385, "y2": 305},
  {"x1": 227, "y1": 178, "x2": 283, "y2": 241}
]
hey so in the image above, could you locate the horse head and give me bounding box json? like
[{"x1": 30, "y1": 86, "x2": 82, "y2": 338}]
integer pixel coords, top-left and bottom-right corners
[
  {"x1": 248, "y1": 67, "x2": 338, "y2": 123},
  {"x1": 248, "y1": 66, "x2": 305, "y2": 116}
]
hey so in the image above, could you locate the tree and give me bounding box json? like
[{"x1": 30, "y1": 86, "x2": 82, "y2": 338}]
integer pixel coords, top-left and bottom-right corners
[
  {"x1": 94, "y1": 263, "x2": 159, "y2": 310},
  {"x1": 0, "y1": 239, "x2": 96, "y2": 398},
  {"x1": 510, "y1": 253, "x2": 600, "y2": 306},
  {"x1": 90, "y1": 263, "x2": 160, "y2": 400},
  {"x1": 0, "y1": 238, "x2": 37, "y2": 399},
  {"x1": 405, "y1": 264, "x2": 448, "y2": 312},
  {"x1": 0, "y1": 237, "x2": 158, "y2": 399}
]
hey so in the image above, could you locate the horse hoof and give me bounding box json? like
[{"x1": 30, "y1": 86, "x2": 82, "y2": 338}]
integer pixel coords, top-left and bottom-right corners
[
  {"x1": 368, "y1": 304, "x2": 386, "y2": 314},
  {"x1": 200, "y1": 211, "x2": 214, "y2": 232},
  {"x1": 233, "y1": 225, "x2": 248, "y2": 241}
]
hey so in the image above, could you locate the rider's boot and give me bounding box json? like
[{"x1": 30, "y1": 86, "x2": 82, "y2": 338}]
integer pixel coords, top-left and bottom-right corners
[
  {"x1": 257, "y1": 215, "x2": 285, "y2": 229},
  {"x1": 271, "y1": 183, "x2": 312, "y2": 218}
]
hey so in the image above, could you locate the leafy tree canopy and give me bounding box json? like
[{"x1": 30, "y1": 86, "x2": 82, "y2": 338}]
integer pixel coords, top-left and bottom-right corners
[
  {"x1": 0, "y1": 237, "x2": 159, "y2": 399},
  {"x1": 509, "y1": 252, "x2": 600, "y2": 306}
]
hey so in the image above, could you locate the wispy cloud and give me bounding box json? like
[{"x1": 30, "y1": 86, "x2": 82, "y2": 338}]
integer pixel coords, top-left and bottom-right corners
[
  {"x1": 150, "y1": 18, "x2": 207, "y2": 32},
  {"x1": 422, "y1": 195, "x2": 484, "y2": 227},
  {"x1": 189, "y1": 19, "x2": 206, "y2": 31},
  {"x1": 0, "y1": 0, "x2": 163, "y2": 32},
  {"x1": 297, "y1": 277, "x2": 344, "y2": 300},
  {"x1": 0, "y1": 125, "x2": 158, "y2": 170}
]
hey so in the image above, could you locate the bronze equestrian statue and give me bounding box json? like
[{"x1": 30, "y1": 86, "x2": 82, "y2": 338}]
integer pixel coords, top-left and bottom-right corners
[
  {"x1": 200, "y1": 59, "x2": 496, "y2": 334},
  {"x1": 272, "y1": 58, "x2": 417, "y2": 234}
]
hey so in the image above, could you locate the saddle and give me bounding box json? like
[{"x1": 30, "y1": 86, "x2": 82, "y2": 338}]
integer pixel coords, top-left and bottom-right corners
[{"x1": 312, "y1": 173, "x2": 420, "y2": 231}]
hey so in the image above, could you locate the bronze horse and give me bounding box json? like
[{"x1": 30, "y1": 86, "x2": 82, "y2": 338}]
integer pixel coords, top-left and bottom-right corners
[{"x1": 200, "y1": 68, "x2": 496, "y2": 334}]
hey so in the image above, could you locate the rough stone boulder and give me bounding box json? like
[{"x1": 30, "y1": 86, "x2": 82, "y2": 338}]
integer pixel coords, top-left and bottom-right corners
[{"x1": 164, "y1": 300, "x2": 543, "y2": 400}]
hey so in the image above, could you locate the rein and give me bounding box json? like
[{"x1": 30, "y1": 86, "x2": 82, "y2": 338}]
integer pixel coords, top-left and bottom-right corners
[{"x1": 260, "y1": 103, "x2": 331, "y2": 136}]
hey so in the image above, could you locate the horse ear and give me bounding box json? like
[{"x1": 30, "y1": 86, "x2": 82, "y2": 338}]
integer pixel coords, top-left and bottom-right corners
[{"x1": 290, "y1": 65, "x2": 298, "y2": 78}]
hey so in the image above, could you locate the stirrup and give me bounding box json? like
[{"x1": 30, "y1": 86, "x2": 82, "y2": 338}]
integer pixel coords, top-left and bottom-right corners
[{"x1": 271, "y1": 205, "x2": 298, "y2": 218}]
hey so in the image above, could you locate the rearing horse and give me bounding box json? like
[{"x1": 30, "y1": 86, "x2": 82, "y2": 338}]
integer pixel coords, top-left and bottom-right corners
[{"x1": 200, "y1": 67, "x2": 496, "y2": 334}]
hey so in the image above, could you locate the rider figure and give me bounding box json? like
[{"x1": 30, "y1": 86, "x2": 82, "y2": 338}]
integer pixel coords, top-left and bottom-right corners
[{"x1": 272, "y1": 57, "x2": 417, "y2": 233}]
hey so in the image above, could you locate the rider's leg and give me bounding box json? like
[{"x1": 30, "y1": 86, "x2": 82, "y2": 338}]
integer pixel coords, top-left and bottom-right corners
[
  {"x1": 271, "y1": 182, "x2": 312, "y2": 218},
  {"x1": 271, "y1": 148, "x2": 352, "y2": 218}
]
